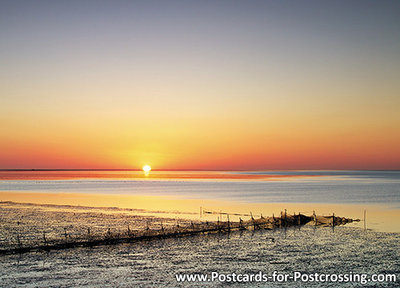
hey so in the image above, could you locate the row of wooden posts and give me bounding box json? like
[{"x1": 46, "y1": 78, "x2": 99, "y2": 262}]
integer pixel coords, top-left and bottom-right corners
[
  {"x1": 6, "y1": 208, "x2": 361, "y2": 255},
  {"x1": 21, "y1": 209, "x2": 354, "y2": 248},
  {"x1": 201, "y1": 207, "x2": 346, "y2": 227}
]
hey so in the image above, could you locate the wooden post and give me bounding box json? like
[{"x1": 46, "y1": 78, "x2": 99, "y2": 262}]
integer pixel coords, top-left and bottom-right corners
[
  {"x1": 17, "y1": 234, "x2": 21, "y2": 248},
  {"x1": 332, "y1": 213, "x2": 335, "y2": 227},
  {"x1": 17, "y1": 221, "x2": 22, "y2": 248},
  {"x1": 227, "y1": 214, "x2": 230, "y2": 232},
  {"x1": 251, "y1": 212, "x2": 257, "y2": 230},
  {"x1": 15, "y1": 220, "x2": 21, "y2": 248},
  {"x1": 284, "y1": 209, "x2": 287, "y2": 226},
  {"x1": 364, "y1": 210, "x2": 366, "y2": 230},
  {"x1": 313, "y1": 210, "x2": 317, "y2": 226},
  {"x1": 43, "y1": 231, "x2": 47, "y2": 246}
]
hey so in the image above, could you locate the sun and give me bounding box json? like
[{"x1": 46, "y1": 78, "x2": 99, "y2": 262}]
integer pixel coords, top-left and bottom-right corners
[{"x1": 142, "y1": 165, "x2": 151, "y2": 173}]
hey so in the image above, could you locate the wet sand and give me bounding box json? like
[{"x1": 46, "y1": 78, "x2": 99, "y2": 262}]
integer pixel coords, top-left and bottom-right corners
[{"x1": 1, "y1": 191, "x2": 399, "y2": 233}]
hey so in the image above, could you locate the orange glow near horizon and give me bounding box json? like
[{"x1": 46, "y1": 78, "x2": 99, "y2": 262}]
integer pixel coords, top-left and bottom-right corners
[{"x1": 0, "y1": 118, "x2": 399, "y2": 170}]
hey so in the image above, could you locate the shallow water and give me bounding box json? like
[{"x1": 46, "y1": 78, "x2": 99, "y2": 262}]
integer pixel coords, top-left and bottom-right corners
[
  {"x1": 1, "y1": 170, "x2": 399, "y2": 287},
  {"x1": 1, "y1": 170, "x2": 400, "y2": 207},
  {"x1": 0, "y1": 202, "x2": 399, "y2": 287},
  {"x1": 1, "y1": 226, "x2": 399, "y2": 287},
  {"x1": 0, "y1": 202, "x2": 195, "y2": 251}
]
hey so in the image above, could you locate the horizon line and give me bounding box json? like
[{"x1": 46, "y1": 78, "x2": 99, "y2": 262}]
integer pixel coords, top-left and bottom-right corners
[{"x1": 0, "y1": 168, "x2": 399, "y2": 172}]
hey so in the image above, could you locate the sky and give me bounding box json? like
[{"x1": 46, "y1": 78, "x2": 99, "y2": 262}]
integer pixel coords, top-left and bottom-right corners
[{"x1": 1, "y1": 0, "x2": 399, "y2": 170}]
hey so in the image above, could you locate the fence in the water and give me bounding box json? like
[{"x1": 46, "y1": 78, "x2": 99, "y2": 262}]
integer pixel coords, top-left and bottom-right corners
[{"x1": 0, "y1": 209, "x2": 359, "y2": 255}]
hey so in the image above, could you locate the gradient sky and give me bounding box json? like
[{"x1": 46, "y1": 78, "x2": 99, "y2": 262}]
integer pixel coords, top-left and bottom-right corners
[{"x1": 1, "y1": 0, "x2": 399, "y2": 170}]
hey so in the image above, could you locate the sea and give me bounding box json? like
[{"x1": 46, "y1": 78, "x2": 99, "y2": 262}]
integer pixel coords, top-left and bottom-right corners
[
  {"x1": 0, "y1": 170, "x2": 399, "y2": 287},
  {"x1": 0, "y1": 170, "x2": 399, "y2": 205}
]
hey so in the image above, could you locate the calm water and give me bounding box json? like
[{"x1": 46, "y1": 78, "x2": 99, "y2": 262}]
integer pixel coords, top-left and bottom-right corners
[
  {"x1": 1, "y1": 224, "x2": 399, "y2": 287},
  {"x1": 0, "y1": 170, "x2": 399, "y2": 206},
  {"x1": 1, "y1": 171, "x2": 399, "y2": 287}
]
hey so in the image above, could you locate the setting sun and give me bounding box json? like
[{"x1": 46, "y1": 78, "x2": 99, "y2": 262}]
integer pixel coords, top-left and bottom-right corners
[{"x1": 142, "y1": 165, "x2": 151, "y2": 173}]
